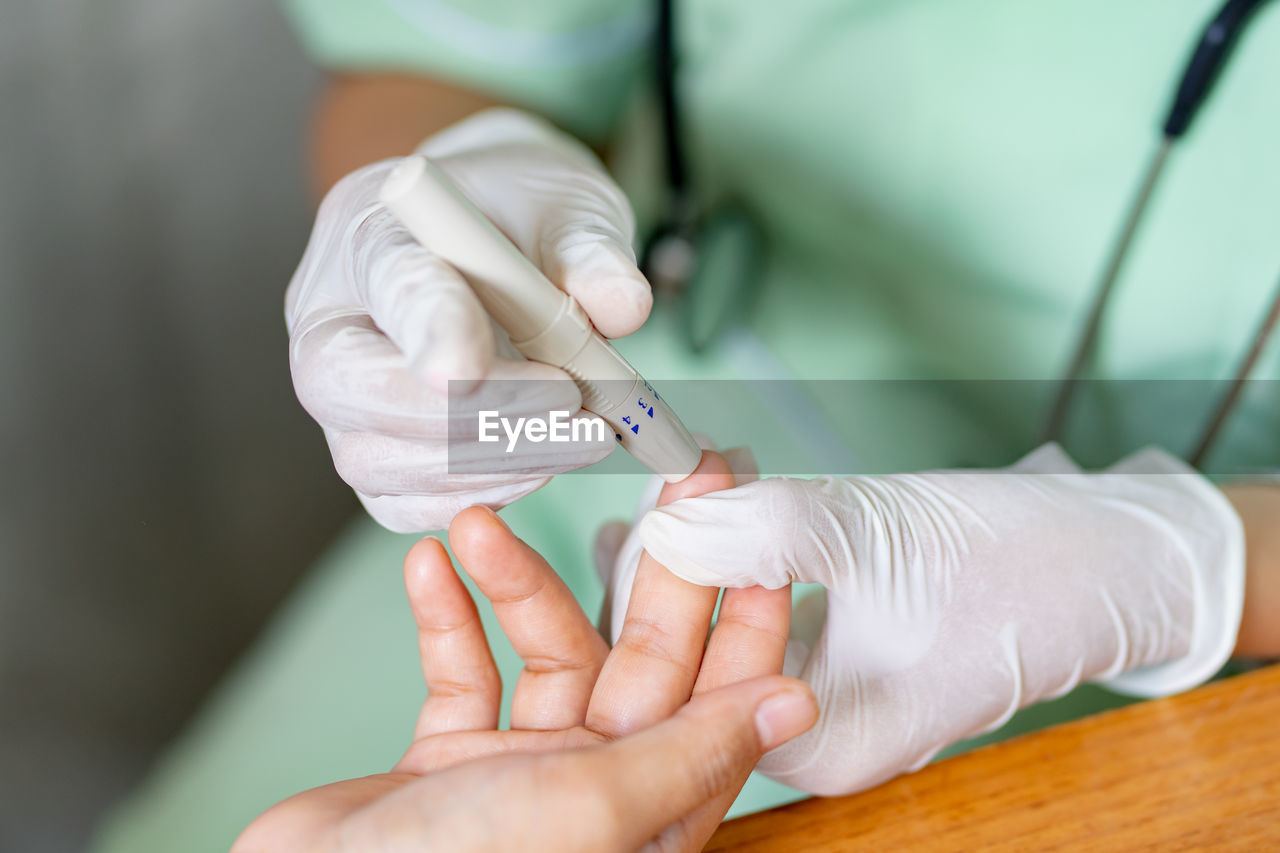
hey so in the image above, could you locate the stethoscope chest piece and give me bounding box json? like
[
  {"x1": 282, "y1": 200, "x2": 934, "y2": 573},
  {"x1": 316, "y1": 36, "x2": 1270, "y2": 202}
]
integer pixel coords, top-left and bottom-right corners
[{"x1": 644, "y1": 206, "x2": 764, "y2": 353}]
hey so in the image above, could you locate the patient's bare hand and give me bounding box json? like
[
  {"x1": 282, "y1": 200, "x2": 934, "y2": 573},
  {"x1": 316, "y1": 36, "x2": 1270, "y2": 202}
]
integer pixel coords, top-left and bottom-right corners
[{"x1": 234, "y1": 451, "x2": 815, "y2": 853}]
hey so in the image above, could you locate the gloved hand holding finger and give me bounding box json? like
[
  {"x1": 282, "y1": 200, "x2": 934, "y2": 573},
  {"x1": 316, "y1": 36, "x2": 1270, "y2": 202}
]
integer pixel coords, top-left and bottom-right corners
[
  {"x1": 637, "y1": 443, "x2": 1245, "y2": 795},
  {"x1": 594, "y1": 443, "x2": 760, "y2": 644},
  {"x1": 286, "y1": 108, "x2": 650, "y2": 533}
]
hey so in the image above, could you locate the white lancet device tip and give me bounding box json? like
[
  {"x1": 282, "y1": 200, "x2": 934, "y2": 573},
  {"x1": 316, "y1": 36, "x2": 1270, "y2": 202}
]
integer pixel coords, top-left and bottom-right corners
[{"x1": 379, "y1": 155, "x2": 701, "y2": 482}]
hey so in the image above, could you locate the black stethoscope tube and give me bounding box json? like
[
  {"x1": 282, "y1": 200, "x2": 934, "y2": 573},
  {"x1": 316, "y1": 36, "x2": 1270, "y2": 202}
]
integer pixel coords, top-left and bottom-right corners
[
  {"x1": 1190, "y1": 275, "x2": 1280, "y2": 466},
  {"x1": 1044, "y1": 0, "x2": 1278, "y2": 465},
  {"x1": 1165, "y1": 0, "x2": 1271, "y2": 139},
  {"x1": 654, "y1": 0, "x2": 687, "y2": 199},
  {"x1": 640, "y1": 0, "x2": 701, "y2": 309},
  {"x1": 648, "y1": 0, "x2": 1277, "y2": 469}
]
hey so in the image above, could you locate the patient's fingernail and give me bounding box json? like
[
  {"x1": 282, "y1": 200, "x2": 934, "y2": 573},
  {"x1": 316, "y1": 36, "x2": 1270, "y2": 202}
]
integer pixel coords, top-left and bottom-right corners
[{"x1": 754, "y1": 688, "x2": 818, "y2": 751}]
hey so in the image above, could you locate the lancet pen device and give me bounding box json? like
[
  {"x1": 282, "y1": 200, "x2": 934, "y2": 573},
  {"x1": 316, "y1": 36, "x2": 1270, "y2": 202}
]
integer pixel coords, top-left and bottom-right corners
[{"x1": 380, "y1": 155, "x2": 701, "y2": 482}]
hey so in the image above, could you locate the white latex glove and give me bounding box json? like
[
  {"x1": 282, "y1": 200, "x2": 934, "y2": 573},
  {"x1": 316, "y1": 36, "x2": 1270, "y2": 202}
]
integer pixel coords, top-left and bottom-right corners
[
  {"x1": 592, "y1": 444, "x2": 767, "y2": 644},
  {"x1": 286, "y1": 108, "x2": 651, "y2": 532},
  {"x1": 636, "y1": 443, "x2": 1245, "y2": 796}
]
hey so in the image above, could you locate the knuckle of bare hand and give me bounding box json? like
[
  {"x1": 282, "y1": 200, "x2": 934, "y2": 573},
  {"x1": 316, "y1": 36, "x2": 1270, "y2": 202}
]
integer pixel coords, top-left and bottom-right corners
[{"x1": 620, "y1": 618, "x2": 695, "y2": 676}]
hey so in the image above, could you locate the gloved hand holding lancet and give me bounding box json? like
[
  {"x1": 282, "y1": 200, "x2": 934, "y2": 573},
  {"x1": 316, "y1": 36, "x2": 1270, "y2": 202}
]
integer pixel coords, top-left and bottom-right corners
[
  {"x1": 377, "y1": 150, "x2": 700, "y2": 488},
  {"x1": 286, "y1": 108, "x2": 660, "y2": 532}
]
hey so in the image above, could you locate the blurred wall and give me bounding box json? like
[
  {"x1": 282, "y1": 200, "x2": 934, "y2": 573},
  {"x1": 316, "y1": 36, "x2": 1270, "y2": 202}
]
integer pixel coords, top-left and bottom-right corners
[{"x1": 0, "y1": 1, "x2": 356, "y2": 850}]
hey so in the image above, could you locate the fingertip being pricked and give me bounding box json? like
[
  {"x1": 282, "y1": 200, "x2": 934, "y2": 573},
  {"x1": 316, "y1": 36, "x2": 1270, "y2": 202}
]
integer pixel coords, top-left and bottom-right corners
[
  {"x1": 721, "y1": 446, "x2": 760, "y2": 486},
  {"x1": 657, "y1": 449, "x2": 735, "y2": 508}
]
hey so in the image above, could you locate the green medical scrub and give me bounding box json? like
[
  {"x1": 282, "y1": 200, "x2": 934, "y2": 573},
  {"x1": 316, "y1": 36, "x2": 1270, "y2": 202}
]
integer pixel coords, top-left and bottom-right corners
[{"x1": 93, "y1": 1, "x2": 1280, "y2": 849}]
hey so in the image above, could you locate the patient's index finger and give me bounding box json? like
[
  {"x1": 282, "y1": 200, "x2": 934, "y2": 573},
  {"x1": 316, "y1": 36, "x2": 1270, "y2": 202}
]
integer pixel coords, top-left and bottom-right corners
[
  {"x1": 403, "y1": 537, "x2": 501, "y2": 740},
  {"x1": 450, "y1": 506, "x2": 608, "y2": 731}
]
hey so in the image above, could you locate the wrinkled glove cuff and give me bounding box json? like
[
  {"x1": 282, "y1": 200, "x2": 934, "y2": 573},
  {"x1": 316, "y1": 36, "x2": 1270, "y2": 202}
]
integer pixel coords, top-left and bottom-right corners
[{"x1": 1098, "y1": 447, "x2": 1246, "y2": 698}]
